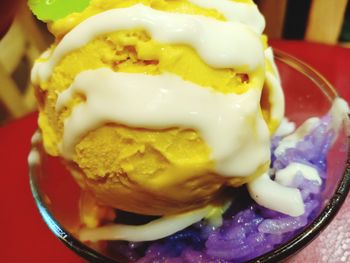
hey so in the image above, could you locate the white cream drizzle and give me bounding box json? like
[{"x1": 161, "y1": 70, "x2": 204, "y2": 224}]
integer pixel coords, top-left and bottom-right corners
[
  {"x1": 274, "y1": 118, "x2": 296, "y2": 137},
  {"x1": 31, "y1": 4, "x2": 264, "y2": 84},
  {"x1": 187, "y1": 0, "x2": 265, "y2": 34},
  {"x1": 248, "y1": 173, "x2": 305, "y2": 217},
  {"x1": 28, "y1": 132, "x2": 42, "y2": 166},
  {"x1": 265, "y1": 47, "x2": 280, "y2": 82},
  {"x1": 249, "y1": 162, "x2": 321, "y2": 216},
  {"x1": 31, "y1": 50, "x2": 51, "y2": 84},
  {"x1": 275, "y1": 162, "x2": 322, "y2": 186},
  {"x1": 264, "y1": 48, "x2": 284, "y2": 126},
  {"x1": 79, "y1": 205, "x2": 212, "y2": 242},
  {"x1": 275, "y1": 98, "x2": 349, "y2": 156},
  {"x1": 330, "y1": 97, "x2": 350, "y2": 136},
  {"x1": 266, "y1": 71, "x2": 284, "y2": 125},
  {"x1": 28, "y1": 149, "x2": 40, "y2": 165},
  {"x1": 31, "y1": 130, "x2": 42, "y2": 144},
  {"x1": 56, "y1": 68, "x2": 270, "y2": 177},
  {"x1": 274, "y1": 117, "x2": 320, "y2": 157}
]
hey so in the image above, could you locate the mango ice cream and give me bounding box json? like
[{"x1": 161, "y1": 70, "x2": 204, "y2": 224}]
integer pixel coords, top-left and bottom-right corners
[
  {"x1": 31, "y1": 0, "x2": 284, "y2": 218},
  {"x1": 27, "y1": 0, "x2": 350, "y2": 261}
]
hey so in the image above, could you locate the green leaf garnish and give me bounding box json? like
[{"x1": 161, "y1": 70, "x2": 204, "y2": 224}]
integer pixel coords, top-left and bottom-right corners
[{"x1": 28, "y1": 0, "x2": 91, "y2": 22}]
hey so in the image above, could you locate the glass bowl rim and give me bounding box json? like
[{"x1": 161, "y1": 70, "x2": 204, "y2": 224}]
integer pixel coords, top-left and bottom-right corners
[{"x1": 28, "y1": 49, "x2": 350, "y2": 263}]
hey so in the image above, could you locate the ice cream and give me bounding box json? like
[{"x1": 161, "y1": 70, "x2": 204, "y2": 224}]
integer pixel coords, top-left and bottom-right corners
[
  {"x1": 31, "y1": 0, "x2": 284, "y2": 216},
  {"x1": 29, "y1": 0, "x2": 350, "y2": 261}
]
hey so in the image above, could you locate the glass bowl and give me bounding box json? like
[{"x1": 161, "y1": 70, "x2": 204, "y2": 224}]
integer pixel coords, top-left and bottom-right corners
[{"x1": 28, "y1": 50, "x2": 350, "y2": 263}]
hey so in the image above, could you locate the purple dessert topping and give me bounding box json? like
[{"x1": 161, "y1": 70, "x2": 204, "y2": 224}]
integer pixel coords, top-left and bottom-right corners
[{"x1": 109, "y1": 115, "x2": 334, "y2": 262}]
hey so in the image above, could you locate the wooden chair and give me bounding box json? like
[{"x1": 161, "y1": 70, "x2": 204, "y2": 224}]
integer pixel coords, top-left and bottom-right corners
[
  {"x1": 0, "y1": 4, "x2": 48, "y2": 121},
  {"x1": 258, "y1": 0, "x2": 349, "y2": 44}
]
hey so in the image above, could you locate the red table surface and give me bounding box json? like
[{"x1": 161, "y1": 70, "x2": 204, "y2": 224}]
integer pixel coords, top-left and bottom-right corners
[{"x1": 1, "y1": 40, "x2": 350, "y2": 263}]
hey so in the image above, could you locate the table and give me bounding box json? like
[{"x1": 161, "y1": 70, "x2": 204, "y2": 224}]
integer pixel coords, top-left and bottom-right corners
[{"x1": 1, "y1": 41, "x2": 350, "y2": 263}]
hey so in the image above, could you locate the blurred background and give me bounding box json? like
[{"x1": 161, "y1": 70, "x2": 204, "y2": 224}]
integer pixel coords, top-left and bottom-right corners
[{"x1": 1, "y1": 0, "x2": 350, "y2": 125}]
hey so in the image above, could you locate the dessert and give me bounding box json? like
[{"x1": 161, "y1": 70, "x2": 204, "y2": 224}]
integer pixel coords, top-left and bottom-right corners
[{"x1": 29, "y1": 0, "x2": 349, "y2": 262}]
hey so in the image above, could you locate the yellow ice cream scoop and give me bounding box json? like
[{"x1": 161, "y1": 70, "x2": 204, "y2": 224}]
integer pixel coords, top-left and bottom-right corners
[{"x1": 33, "y1": 0, "x2": 284, "y2": 215}]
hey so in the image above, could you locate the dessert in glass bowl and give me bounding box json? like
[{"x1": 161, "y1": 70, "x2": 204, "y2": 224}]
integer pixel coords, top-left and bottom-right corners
[{"x1": 28, "y1": 0, "x2": 350, "y2": 262}]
